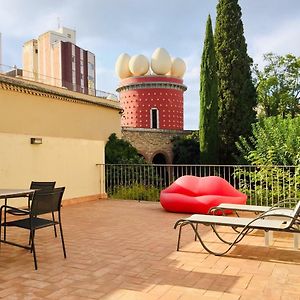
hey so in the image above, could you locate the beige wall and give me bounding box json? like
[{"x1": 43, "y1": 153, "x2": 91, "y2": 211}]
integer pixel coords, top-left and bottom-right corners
[
  {"x1": 0, "y1": 76, "x2": 121, "y2": 203},
  {"x1": 0, "y1": 133, "x2": 103, "y2": 206},
  {"x1": 0, "y1": 88, "x2": 121, "y2": 140}
]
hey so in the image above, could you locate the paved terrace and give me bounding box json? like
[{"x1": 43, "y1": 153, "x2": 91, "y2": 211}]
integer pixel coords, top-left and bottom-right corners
[{"x1": 0, "y1": 200, "x2": 300, "y2": 300}]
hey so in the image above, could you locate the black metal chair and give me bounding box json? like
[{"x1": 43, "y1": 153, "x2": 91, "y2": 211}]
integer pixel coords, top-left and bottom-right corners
[
  {"x1": 7, "y1": 181, "x2": 56, "y2": 215},
  {"x1": 28, "y1": 181, "x2": 56, "y2": 200},
  {"x1": 0, "y1": 187, "x2": 66, "y2": 270},
  {"x1": 7, "y1": 181, "x2": 56, "y2": 216},
  {"x1": 6, "y1": 181, "x2": 57, "y2": 236}
]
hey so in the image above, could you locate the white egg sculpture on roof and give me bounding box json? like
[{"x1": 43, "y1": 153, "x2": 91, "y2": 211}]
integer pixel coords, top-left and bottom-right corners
[
  {"x1": 151, "y1": 48, "x2": 172, "y2": 75},
  {"x1": 115, "y1": 53, "x2": 132, "y2": 79},
  {"x1": 145, "y1": 68, "x2": 151, "y2": 76},
  {"x1": 171, "y1": 57, "x2": 186, "y2": 78},
  {"x1": 129, "y1": 55, "x2": 149, "y2": 76}
]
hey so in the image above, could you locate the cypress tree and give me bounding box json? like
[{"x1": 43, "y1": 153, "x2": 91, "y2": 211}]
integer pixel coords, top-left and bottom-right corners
[
  {"x1": 214, "y1": 0, "x2": 257, "y2": 163},
  {"x1": 199, "y1": 15, "x2": 219, "y2": 164}
]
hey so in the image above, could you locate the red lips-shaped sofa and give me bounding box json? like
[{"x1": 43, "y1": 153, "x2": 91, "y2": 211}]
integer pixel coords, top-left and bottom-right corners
[{"x1": 160, "y1": 175, "x2": 247, "y2": 214}]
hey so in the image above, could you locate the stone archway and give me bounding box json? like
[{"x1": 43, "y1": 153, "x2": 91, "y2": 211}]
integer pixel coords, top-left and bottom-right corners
[
  {"x1": 152, "y1": 152, "x2": 167, "y2": 164},
  {"x1": 121, "y1": 127, "x2": 193, "y2": 164}
]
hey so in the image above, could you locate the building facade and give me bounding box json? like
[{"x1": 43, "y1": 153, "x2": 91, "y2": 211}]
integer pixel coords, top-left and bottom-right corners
[
  {"x1": 22, "y1": 27, "x2": 96, "y2": 95},
  {"x1": 0, "y1": 73, "x2": 121, "y2": 203},
  {"x1": 122, "y1": 127, "x2": 192, "y2": 164},
  {"x1": 115, "y1": 48, "x2": 189, "y2": 164},
  {"x1": 117, "y1": 75, "x2": 186, "y2": 130}
]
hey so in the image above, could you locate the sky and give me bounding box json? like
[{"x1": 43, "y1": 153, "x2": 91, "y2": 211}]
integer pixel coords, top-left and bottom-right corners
[{"x1": 1, "y1": 0, "x2": 300, "y2": 129}]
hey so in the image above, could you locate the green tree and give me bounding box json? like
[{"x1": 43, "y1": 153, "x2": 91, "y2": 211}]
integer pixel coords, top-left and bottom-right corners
[
  {"x1": 254, "y1": 53, "x2": 300, "y2": 118},
  {"x1": 105, "y1": 133, "x2": 145, "y2": 164},
  {"x1": 214, "y1": 0, "x2": 257, "y2": 163},
  {"x1": 172, "y1": 131, "x2": 200, "y2": 164},
  {"x1": 199, "y1": 15, "x2": 219, "y2": 164},
  {"x1": 236, "y1": 116, "x2": 300, "y2": 165},
  {"x1": 235, "y1": 116, "x2": 300, "y2": 203},
  {"x1": 105, "y1": 134, "x2": 163, "y2": 202}
]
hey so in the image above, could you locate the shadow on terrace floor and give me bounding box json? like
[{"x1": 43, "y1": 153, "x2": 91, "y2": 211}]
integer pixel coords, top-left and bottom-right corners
[{"x1": 0, "y1": 199, "x2": 300, "y2": 299}]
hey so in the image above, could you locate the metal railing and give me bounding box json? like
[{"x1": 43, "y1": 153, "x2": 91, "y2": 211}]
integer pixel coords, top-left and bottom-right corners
[
  {"x1": 0, "y1": 64, "x2": 118, "y2": 100},
  {"x1": 97, "y1": 164, "x2": 300, "y2": 207}
]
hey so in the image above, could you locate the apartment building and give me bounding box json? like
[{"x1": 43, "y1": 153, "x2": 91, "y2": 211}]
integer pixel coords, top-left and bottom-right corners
[{"x1": 23, "y1": 27, "x2": 96, "y2": 95}]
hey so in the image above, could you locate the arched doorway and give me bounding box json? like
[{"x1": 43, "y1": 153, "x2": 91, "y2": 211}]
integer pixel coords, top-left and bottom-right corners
[{"x1": 152, "y1": 153, "x2": 167, "y2": 164}]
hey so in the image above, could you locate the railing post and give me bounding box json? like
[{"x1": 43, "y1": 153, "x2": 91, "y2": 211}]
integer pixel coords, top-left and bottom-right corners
[{"x1": 96, "y1": 164, "x2": 106, "y2": 198}]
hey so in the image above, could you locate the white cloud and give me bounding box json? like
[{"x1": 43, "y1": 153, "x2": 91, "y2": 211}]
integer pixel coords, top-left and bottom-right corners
[
  {"x1": 0, "y1": 1, "x2": 66, "y2": 38},
  {"x1": 184, "y1": 91, "x2": 200, "y2": 130},
  {"x1": 95, "y1": 65, "x2": 117, "y2": 94},
  {"x1": 183, "y1": 52, "x2": 200, "y2": 82},
  {"x1": 1, "y1": 0, "x2": 300, "y2": 131},
  {"x1": 181, "y1": 51, "x2": 201, "y2": 129},
  {"x1": 249, "y1": 18, "x2": 300, "y2": 67}
]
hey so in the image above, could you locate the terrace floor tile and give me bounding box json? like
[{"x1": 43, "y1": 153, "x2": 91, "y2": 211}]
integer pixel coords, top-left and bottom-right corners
[{"x1": 0, "y1": 199, "x2": 300, "y2": 299}]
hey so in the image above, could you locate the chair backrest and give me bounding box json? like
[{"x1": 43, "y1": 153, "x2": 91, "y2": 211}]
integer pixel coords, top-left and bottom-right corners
[
  {"x1": 30, "y1": 187, "x2": 65, "y2": 216},
  {"x1": 30, "y1": 181, "x2": 56, "y2": 192},
  {"x1": 29, "y1": 182, "x2": 56, "y2": 200}
]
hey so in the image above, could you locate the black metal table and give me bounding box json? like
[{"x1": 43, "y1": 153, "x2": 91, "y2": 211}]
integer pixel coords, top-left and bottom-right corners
[{"x1": 0, "y1": 189, "x2": 35, "y2": 240}]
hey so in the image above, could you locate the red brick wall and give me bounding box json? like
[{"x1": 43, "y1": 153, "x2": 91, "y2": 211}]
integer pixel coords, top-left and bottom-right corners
[{"x1": 118, "y1": 76, "x2": 185, "y2": 130}]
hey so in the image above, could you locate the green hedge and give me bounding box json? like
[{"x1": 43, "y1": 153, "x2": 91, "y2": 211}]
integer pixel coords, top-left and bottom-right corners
[{"x1": 110, "y1": 184, "x2": 160, "y2": 201}]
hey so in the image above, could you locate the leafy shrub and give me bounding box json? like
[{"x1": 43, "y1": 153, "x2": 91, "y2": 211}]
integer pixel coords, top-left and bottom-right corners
[
  {"x1": 236, "y1": 116, "x2": 300, "y2": 165},
  {"x1": 110, "y1": 184, "x2": 160, "y2": 201},
  {"x1": 172, "y1": 131, "x2": 200, "y2": 164},
  {"x1": 235, "y1": 165, "x2": 300, "y2": 206},
  {"x1": 235, "y1": 116, "x2": 300, "y2": 205},
  {"x1": 105, "y1": 133, "x2": 145, "y2": 164}
]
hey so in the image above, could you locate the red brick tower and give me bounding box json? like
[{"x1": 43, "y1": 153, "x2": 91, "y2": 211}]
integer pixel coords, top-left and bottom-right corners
[
  {"x1": 116, "y1": 75, "x2": 187, "y2": 130},
  {"x1": 115, "y1": 48, "x2": 188, "y2": 163}
]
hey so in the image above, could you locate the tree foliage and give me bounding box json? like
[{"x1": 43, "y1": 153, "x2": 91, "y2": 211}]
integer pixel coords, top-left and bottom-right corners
[
  {"x1": 236, "y1": 116, "x2": 300, "y2": 165},
  {"x1": 199, "y1": 15, "x2": 219, "y2": 164},
  {"x1": 214, "y1": 0, "x2": 257, "y2": 163},
  {"x1": 105, "y1": 133, "x2": 145, "y2": 164},
  {"x1": 235, "y1": 116, "x2": 300, "y2": 204},
  {"x1": 236, "y1": 164, "x2": 300, "y2": 205},
  {"x1": 254, "y1": 53, "x2": 300, "y2": 118},
  {"x1": 172, "y1": 132, "x2": 200, "y2": 164}
]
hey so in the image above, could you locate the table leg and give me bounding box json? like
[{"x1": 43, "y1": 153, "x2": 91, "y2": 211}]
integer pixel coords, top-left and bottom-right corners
[{"x1": 3, "y1": 197, "x2": 7, "y2": 241}]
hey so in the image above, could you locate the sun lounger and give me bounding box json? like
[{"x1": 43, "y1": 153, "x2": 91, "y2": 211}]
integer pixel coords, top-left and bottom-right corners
[
  {"x1": 174, "y1": 201, "x2": 300, "y2": 255},
  {"x1": 208, "y1": 200, "x2": 298, "y2": 247},
  {"x1": 208, "y1": 199, "x2": 297, "y2": 217}
]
